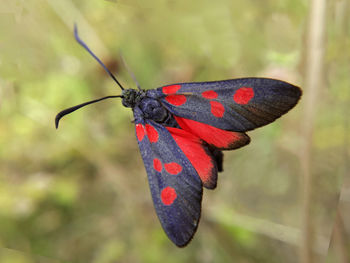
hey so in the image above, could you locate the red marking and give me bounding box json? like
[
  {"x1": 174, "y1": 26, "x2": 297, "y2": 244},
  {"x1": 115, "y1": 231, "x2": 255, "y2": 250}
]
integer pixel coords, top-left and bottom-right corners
[
  {"x1": 161, "y1": 187, "x2": 177, "y2": 205},
  {"x1": 167, "y1": 127, "x2": 215, "y2": 188},
  {"x1": 165, "y1": 95, "x2": 187, "y2": 106},
  {"x1": 145, "y1": 124, "x2": 159, "y2": 143},
  {"x1": 153, "y1": 158, "x2": 162, "y2": 172},
  {"x1": 202, "y1": 90, "x2": 218, "y2": 99},
  {"x1": 162, "y1": 85, "x2": 181, "y2": 94},
  {"x1": 210, "y1": 101, "x2": 225, "y2": 118},
  {"x1": 175, "y1": 116, "x2": 250, "y2": 150},
  {"x1": 164, "y1": 162, "x2": 182, "y2": 175},
  {"x1": 233, "y1": 87, "x2": 254, "y2": 104},
  {"x1": 135, "y1": 124, "x2": 145, "y2": 141}
]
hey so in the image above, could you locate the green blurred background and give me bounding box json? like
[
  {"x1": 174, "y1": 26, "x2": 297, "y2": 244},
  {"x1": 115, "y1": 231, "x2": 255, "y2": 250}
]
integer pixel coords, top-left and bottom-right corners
[{"x1": 0, "y1": 0, "x2": 348, "y2": 262}]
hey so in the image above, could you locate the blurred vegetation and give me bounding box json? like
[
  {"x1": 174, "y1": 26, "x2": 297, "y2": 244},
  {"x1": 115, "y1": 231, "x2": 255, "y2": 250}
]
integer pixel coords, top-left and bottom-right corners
[{"x1": 0, "y1": 0, "x2": 349, "y2": 262}]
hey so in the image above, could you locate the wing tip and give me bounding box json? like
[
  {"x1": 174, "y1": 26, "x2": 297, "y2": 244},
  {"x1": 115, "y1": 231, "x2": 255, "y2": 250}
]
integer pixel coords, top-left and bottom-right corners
[{"x1": 170, "y1": 216, "x2": 202, "y2": 248}]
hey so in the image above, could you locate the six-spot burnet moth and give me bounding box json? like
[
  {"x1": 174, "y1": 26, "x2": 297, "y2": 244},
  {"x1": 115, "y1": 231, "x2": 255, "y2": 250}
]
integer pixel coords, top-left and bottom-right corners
[{"x1": 55, "y1": 25, "x2": 302, "y2": 247}]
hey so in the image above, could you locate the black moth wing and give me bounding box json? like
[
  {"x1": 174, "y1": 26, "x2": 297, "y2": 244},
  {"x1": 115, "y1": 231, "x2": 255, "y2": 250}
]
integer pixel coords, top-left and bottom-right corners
[
  {"x1": 152, "y1": 78, "x2": 302, "y2": 132},
  {"x1": 133, "y1": 107, "x2": 203, "y2": 247}
]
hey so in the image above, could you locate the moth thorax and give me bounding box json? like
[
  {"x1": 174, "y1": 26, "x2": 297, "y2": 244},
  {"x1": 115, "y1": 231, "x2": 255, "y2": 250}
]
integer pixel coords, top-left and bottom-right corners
[{"x1": 139, "y1": 98, "x2": 168, "y2": 123}]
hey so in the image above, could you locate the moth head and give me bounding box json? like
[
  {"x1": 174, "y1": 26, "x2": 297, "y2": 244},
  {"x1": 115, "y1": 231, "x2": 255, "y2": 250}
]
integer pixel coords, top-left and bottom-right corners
[{"x1": 121, "y1": 89, "x2": 146, "y2": 108}]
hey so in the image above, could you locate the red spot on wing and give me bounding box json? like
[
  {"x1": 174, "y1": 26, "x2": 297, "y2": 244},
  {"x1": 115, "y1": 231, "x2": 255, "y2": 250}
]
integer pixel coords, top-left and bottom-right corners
[
  {"x1": 135, "y1": 124, "x2": 145, "y2": 141},
  {"x1": 165, "y1": 95, "x2": 187, "y2": 106},
  {"x1": 202, "y1": 90, "x2": 218, "y2": 99},
  {"x1": 153, "y1": 158, "x2": 162, "y2": 172},
  {"x1": 162, "y1": 84, "x2": 181, "y2": 94},
  {"x1": 167, "y1": 127, "x2": 216, "y2": 188},
  {"x1": 175, "y1": 116, "x2": 250, "y2": 150},
  {"x1": 164, "y1": 162, "x2": 182, "y2": 175},
  {"x1": 233, "y1": 87, "x2": 254, "y2": 104},
  {"x1": 161, "y1": 186, "x2": 177, "y2": 205},
  {"x1": 210, "y1": 101, "x2": 225, "y2": 118},
  {"x1": 145, "y1": 124, "x2": 159, "y2": 143}
]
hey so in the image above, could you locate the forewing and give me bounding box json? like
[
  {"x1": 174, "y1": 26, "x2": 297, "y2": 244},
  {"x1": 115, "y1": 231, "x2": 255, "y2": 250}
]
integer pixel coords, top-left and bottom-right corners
[
  {"x1": 151, "y1": 78, "x2": 302, "y2": 132},
  {"x1": 134, "y1": 109, "x2": 203, "y2": 247}
]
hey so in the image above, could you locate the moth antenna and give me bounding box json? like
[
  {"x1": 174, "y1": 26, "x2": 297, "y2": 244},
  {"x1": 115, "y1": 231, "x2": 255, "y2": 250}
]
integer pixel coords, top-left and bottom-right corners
[
  {"x1": 74, "y1": 24, "x2": 125, "y2": 91},
  {"x1": 119, "y1": 52, "x2": 142, "y2": 90},
  {"x1": 55, "y1": 95, "x2": 122, "y2": 129}
]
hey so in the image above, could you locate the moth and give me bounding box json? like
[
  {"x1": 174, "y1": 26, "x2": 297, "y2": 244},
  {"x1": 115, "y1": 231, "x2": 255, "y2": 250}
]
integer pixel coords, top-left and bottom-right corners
[{"x1": 55, "y1": 25, "x2": 302, "y2": 247}]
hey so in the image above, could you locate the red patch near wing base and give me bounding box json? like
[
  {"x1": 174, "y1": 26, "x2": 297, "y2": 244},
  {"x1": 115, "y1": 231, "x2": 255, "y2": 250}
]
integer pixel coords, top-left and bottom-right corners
[
  {"x1": 175, "y1": 116, "x2": 250, "y2": 150},
  {"x1": 135, "y1": 124, "x2": 145, "y2": 141},
  {"x1": 165, "y1": 95, "x2": 187, "y2": 106},
  {"x1": 167, "y1": 127, "x2": 217, "y2": 189},
  {"x1": 145, "y1": 124, "x2": 159, "y2": 143},
  {"x1": 162, "y1": 85, "x2": 181, "y2": 94}
]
